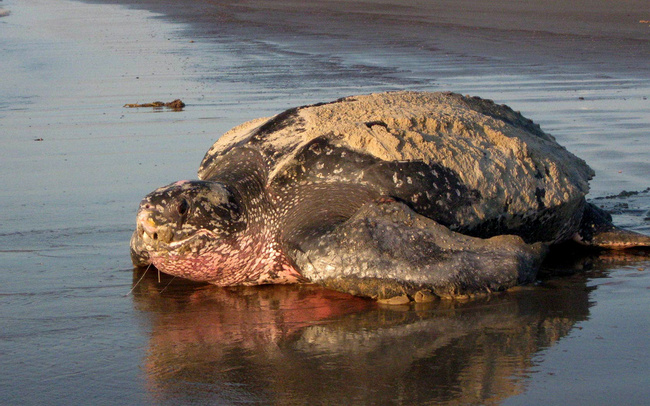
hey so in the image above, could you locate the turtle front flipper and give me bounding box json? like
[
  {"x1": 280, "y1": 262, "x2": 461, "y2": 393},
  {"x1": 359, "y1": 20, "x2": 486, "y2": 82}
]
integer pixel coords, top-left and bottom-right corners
[
  {"x1": 291, "y1": 200, "x2": 548, "y2": 303},
  {"x1": 574, "y1": 203, "x2": 650, "y2": 249}
]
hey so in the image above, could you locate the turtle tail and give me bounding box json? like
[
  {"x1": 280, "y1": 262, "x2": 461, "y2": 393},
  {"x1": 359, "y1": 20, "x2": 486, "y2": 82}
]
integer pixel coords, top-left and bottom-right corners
[{"x1": 574, "y1": 203, "x2": 650, "y2": 249}]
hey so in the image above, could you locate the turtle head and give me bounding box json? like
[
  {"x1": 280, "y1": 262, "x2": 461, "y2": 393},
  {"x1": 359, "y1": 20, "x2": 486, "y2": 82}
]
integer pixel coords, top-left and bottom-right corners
[
  {"x1": 130, "y1": 180, "x2": 246, "y2": 270},
  {"x1": 131, "y1": 179, "x2": 302, "y2": 285}
]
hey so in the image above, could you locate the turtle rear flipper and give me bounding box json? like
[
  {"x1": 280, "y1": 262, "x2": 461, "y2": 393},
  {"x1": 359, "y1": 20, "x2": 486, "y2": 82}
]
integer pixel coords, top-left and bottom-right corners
[
  {"x1": 291, "y1": 200, "x2": 548, "y2": 302},
  {"x1": 574, "y1": 203, "x2": 650, "y2": 249}
]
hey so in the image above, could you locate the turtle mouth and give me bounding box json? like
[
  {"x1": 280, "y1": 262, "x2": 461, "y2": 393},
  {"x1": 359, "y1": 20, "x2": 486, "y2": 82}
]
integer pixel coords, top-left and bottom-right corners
[
  {"x1": 138, "y1": 228, "x2": 218, "y2": 256},
  {"x1": 168, "y1": 229, "x2": 217, "y2": 250}
]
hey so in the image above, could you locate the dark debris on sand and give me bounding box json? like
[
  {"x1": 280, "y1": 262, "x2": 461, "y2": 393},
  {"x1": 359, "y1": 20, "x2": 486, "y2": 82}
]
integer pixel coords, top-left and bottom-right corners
[
  {"x1": 593, "y1": 188, "x2": 650, "y2": 200},
  {"x1": 123, "y1": 99, "x2": 185, "y2": 110}
]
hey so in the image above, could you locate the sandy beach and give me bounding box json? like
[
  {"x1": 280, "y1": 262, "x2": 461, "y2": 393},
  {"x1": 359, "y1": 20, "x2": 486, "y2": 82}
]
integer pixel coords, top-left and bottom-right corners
[{"x1": 0, "y1": 0, "x2": 648, "y2": 404}]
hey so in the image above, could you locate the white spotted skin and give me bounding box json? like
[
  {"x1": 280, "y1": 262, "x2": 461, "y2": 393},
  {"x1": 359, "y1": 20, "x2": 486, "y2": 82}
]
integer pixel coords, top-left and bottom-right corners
[
  {"x1": 148, "y1": 230, "x2": 302, "y2": 285},
  {"x1": 132, "y1": 179, "x2": 304, "y2": 286}
]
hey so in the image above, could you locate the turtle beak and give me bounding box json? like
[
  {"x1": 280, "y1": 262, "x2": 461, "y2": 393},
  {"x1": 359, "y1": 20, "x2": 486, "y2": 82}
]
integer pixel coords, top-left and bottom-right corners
[
  {"x1": 136, "y1": 209, "x2": 174, "y2": 246},
  {"x1": 138, "y1": 210, "x2": 157, "y2": 235}
]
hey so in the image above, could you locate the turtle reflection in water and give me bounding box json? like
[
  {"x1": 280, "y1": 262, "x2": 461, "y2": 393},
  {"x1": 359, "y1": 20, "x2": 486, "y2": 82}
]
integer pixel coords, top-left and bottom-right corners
[
  {"x1": 131, "y1": 91, "x2": 650, "y2": 302},
  {"x1": 131, "y1": 268, "x2": 594, "y2": 405}
]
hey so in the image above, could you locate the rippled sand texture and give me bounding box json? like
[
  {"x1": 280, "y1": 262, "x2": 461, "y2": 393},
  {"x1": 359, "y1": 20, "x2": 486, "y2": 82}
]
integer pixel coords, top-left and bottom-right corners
[{"x1": 0, "y1": 0, "x2": 648, "y2": 405}]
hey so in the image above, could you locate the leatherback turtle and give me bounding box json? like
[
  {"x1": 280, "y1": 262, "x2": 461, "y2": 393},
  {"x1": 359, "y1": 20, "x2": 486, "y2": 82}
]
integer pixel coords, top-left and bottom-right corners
[{"x1": 131, "y1": 91, "x2": 649, "y2": 302}]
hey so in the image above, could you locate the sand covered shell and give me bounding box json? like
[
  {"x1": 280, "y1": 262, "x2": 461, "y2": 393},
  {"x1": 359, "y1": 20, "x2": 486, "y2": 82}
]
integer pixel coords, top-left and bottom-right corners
[{"x1": 199, "y1": 91, "x2": 594, "y2": 243}]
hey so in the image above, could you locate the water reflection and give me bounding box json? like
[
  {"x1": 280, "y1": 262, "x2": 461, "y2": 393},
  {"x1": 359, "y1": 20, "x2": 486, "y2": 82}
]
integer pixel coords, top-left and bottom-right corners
[{"x1": 131, "y1": 252, "x2": 643, "y2": 406}]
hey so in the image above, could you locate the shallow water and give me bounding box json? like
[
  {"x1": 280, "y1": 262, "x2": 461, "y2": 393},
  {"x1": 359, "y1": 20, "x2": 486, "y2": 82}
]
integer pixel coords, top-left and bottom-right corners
[{"x1": 0, "y1": 0, "x2": 649, "y2": 404}]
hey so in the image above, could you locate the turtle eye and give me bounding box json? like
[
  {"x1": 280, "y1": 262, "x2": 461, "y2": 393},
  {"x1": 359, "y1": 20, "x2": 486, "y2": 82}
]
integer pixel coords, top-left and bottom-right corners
[{"x1": 177, "y1": 199, "x2": 190, "y2": 216}]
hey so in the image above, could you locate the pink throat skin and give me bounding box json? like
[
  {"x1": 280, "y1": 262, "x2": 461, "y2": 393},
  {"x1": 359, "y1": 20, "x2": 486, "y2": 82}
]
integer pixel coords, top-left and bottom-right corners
[{"x1": 149, "y1": 231, "x2": 304, "y2": 286}]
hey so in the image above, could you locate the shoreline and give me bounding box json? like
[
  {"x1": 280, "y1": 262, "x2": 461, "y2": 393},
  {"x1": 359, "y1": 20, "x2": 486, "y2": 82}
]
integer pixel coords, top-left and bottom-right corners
[{"x1": 82, "y1": 0, "x2": 650, "y2": 78}]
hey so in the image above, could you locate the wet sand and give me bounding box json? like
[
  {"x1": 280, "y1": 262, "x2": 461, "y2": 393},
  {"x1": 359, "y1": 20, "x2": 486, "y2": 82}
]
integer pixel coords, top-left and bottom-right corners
[
  {"x1": 0, "y1": 0, "x2": 648, "y2": 404},
  {"x1": 87, "y1": 0, "x2": 650, "y2": 74}
]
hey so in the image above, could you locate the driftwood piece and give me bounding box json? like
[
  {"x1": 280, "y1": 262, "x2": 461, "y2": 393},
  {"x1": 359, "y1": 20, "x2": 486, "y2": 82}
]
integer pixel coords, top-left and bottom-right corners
[{"x1": 124, "y1": 99, "x2": 185, "y2": 109}]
